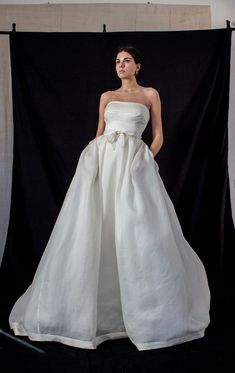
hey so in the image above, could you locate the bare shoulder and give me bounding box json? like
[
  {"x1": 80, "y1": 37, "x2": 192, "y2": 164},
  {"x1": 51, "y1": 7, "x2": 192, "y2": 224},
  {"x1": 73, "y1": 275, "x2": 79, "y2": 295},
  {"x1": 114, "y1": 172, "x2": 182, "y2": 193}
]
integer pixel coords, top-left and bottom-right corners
[
  {"x1": 99, "y1": 91, "x2": 113, "y2": 105},
  {"x1": 143, "y1": 87, "x2": 160, "y2": 100},
  {"x1": 142, "y1": 87, "x2": 161, "y2": 110}
]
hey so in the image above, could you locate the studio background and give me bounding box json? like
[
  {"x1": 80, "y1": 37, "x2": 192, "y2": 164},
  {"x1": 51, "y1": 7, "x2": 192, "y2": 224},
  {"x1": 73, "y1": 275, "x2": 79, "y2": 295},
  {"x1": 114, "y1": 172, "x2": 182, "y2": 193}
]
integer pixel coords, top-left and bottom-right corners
[{"x1": 0, "y1": 30, "x2": 234, "y2": 335}]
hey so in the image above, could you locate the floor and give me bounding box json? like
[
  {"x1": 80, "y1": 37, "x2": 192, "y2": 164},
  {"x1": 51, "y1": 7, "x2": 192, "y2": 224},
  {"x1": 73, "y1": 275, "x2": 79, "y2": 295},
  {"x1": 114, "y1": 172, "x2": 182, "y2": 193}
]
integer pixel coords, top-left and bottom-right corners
[{"x1": 0, "y1": 318, "x2": 228, "y2": 373}]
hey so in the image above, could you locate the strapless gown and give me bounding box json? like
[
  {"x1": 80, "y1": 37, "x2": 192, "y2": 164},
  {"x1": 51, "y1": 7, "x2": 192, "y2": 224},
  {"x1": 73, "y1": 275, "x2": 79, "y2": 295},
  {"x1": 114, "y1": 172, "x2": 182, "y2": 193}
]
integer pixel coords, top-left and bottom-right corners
[{"x1": 9, "y1": 101, "x2": 210, "y2": 351}]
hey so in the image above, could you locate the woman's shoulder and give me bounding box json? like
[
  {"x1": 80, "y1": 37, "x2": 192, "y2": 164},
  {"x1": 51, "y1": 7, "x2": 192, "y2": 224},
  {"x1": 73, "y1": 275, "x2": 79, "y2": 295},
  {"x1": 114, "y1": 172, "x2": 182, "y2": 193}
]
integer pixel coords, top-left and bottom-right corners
[
  {"x1": 99, "y1": 90, "x2": 116, "y2": 105},
  {"x1": 142, "y1": 86, "x2": 160, "y2": 97},
  {"x1": 141, "y1": 87, "x2": 161, "y2": 110}
]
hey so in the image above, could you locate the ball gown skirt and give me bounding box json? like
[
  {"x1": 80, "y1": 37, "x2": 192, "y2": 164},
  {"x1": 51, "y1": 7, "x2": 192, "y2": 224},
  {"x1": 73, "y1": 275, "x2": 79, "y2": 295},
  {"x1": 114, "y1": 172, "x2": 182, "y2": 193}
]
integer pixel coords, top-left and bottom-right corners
[{"x1": 9, "y1": 101, "x2": 210, "y2": 350}]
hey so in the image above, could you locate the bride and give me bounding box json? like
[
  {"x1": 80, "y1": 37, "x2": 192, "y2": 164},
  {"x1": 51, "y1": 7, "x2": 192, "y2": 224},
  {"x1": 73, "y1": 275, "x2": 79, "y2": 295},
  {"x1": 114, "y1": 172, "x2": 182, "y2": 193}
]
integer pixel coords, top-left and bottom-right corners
[{"x1": 9, "y1": 45, "x2": 210, "y2": 351}]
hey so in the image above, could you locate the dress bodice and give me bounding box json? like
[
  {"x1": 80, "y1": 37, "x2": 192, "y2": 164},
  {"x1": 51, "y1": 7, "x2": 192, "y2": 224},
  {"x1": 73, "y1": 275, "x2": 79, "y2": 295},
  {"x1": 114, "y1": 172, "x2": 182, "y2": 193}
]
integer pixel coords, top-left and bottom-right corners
[{"x1": 103, "y1": 101, "x2": 150, "y2": 139}]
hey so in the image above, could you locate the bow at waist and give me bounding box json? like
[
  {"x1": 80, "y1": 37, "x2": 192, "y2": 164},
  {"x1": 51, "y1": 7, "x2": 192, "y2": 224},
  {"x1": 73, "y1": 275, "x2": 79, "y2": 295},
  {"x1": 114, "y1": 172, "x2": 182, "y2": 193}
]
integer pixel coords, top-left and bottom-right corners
[{"x1": 103, "y1": 129, "x2": 141, "y2": 150}]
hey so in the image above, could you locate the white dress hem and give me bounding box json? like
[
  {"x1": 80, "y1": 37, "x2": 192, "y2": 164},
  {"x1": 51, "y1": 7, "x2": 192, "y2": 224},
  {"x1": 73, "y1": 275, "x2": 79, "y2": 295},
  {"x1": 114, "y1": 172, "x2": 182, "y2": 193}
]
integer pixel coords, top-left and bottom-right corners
[{"x1": 10, "y1": 322, "x2": 206, "y2": 351}]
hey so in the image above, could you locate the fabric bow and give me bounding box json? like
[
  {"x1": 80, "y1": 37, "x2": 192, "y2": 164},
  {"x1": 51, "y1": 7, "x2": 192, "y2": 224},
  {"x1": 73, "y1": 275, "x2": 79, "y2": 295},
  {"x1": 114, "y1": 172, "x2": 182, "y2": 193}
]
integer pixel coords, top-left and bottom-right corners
[{"x1": 106, "y1": 130, "x2": 139, "y2": 150}]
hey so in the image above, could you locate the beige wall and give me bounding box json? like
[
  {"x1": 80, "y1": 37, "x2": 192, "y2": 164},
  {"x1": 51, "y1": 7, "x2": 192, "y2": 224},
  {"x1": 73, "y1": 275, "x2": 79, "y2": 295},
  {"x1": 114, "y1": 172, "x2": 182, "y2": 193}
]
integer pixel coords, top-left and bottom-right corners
[
  {"x1": 0, "y1": 4, "x2": 211, "y2": 32},
  {"x1": 0, "y1": 0, "x2": 234, "y2": 28},
  {"x1": 0, "y1": 36, "x2": 13, "y2": 265}
]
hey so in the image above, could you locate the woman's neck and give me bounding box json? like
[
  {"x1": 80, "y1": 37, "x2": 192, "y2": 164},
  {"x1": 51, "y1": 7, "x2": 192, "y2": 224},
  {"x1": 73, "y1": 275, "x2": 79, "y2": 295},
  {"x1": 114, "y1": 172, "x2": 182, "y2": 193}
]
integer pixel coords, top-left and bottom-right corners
[{"x1": 119, "y1": 79, "x2": 141, "y2": 93}]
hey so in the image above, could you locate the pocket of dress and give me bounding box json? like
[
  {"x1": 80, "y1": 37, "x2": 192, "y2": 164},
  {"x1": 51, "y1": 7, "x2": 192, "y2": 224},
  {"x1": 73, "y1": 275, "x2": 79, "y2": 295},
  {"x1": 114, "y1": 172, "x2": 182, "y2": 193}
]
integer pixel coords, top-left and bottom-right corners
[{"x1": 149, "y1": 149, "x2": 154, "y2": 158}]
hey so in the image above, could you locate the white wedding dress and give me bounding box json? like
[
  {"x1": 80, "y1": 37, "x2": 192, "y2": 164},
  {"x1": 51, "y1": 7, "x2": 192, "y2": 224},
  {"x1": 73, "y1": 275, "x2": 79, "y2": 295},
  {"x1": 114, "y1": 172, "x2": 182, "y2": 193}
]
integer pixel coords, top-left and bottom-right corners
[{"x1": 9, "y1": 101, "x2": 210, "y2": 351}]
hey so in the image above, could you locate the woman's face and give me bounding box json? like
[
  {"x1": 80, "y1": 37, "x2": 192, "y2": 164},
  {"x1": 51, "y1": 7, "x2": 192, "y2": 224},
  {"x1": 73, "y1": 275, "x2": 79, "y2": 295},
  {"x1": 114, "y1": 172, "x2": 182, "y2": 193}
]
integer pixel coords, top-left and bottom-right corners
[{"x1": 115, "y1": 51, "x2": 140, "y2": 79}]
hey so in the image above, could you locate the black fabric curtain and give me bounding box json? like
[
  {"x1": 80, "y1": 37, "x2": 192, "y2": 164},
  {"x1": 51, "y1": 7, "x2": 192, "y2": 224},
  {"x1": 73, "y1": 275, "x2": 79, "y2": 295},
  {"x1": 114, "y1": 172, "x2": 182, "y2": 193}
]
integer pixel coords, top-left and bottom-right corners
[{"x1": 1, "y1": 30, "x2": 234, "y2": 330}]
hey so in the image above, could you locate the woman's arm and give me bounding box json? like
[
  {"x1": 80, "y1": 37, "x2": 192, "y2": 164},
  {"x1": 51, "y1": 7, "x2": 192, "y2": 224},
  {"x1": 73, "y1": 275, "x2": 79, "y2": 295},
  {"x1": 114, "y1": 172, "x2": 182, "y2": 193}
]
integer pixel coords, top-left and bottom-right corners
[
  {"x1": 95, "y1": 92, "x2": 110, "y2": 138},
  {"x1": 148, "y1": 89, "x2": 164, "y2": 157}
]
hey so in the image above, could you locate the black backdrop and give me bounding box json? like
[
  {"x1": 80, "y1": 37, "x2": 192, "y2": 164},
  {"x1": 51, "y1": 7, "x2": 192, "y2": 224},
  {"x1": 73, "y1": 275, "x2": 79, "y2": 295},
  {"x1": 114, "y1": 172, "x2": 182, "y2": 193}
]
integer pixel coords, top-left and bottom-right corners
[{"x1": 1, "y1": 29, "x2": 234, "y2": 332}]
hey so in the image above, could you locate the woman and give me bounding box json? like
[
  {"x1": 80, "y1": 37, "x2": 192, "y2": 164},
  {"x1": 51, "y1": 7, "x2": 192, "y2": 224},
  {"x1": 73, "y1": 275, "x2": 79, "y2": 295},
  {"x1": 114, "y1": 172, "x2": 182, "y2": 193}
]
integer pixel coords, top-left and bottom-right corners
[
  {"x1": 96, "y1": 47, "x2": 163, "y2": 159},
  {"x1": 9, "y1": 46, "x2": 210, "y2": 351}
]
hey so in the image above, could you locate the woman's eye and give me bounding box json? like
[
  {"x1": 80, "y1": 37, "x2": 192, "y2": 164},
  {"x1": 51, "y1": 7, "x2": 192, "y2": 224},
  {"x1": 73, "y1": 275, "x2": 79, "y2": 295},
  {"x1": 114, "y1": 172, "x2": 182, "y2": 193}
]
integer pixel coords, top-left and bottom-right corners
[{"x1": 115, "y1": 58, "x2": 132, "y2": 64}]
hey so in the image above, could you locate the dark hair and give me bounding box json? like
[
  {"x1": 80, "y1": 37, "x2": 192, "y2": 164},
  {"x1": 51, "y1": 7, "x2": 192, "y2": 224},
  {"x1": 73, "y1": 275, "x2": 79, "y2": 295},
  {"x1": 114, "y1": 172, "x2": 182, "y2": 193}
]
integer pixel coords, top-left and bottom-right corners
[{"x1": 115, "y1": 45, "x2": 144, "y2": 79}]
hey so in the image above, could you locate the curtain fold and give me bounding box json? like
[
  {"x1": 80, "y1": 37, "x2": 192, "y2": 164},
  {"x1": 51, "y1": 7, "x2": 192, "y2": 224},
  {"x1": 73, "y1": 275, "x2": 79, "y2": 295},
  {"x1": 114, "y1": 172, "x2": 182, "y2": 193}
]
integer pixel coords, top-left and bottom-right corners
[{"x1": 228, "y1": 32, "x2": 235, "y2": 226}]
